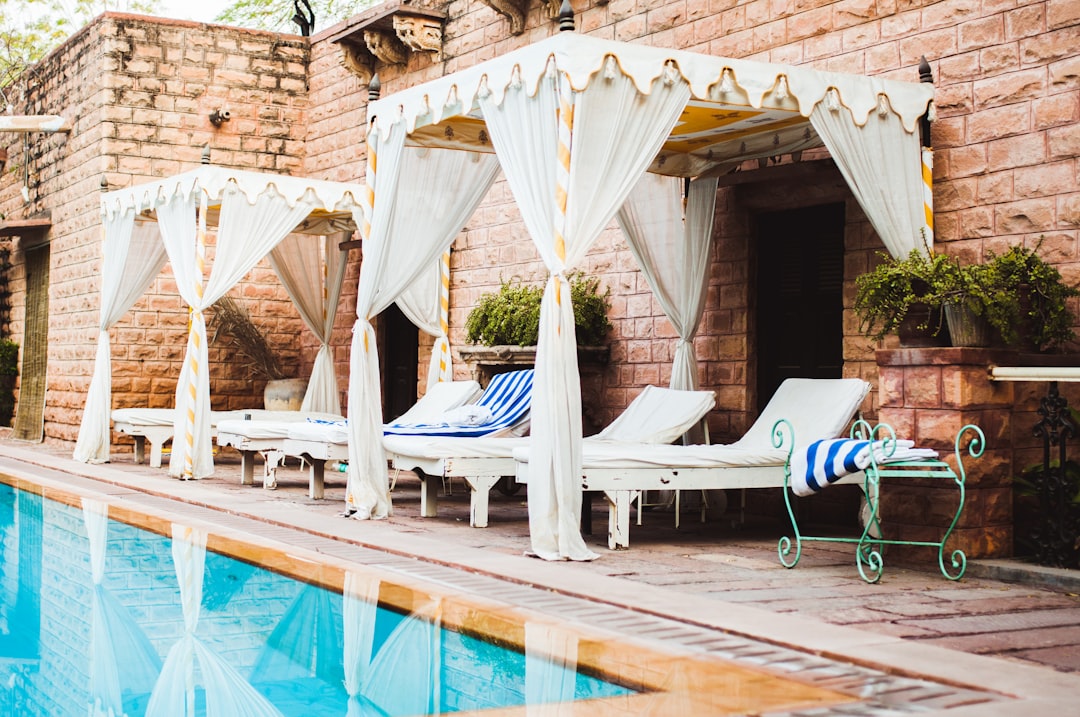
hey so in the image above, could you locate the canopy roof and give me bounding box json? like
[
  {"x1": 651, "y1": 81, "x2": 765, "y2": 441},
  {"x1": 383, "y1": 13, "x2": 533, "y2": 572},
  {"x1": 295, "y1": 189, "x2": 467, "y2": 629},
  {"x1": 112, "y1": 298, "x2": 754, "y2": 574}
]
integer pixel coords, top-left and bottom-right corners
[
  {"x1": 369, "y1": 33, "x2": 934, "y2": 177},
  {"x1": 100, "y1": 165, "x2": 364, "y2": 235}
]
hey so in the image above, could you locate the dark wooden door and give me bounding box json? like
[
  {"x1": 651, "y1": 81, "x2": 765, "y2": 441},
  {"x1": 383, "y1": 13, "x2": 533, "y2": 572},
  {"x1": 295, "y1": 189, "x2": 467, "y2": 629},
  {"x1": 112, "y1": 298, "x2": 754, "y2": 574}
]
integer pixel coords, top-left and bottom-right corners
[
  {"x1": 378, "y1": 302, "x2": 418, "y2": 422},
  {"x1": 755, "y1": 204, "x2": 845, "y2": 406}
]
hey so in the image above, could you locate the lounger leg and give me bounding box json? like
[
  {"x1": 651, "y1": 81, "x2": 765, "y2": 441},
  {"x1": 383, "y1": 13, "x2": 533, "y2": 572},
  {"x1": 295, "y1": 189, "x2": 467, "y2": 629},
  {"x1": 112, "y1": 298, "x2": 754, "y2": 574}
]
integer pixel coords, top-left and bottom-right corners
[
  {"x1": 467, "y1": 475, "x2": 499, "y2": 528},
  {"x1": 419, "y1": 471, "x2": 439, "y2": 518},
  {"x1": 148, "y1": 439, "x2": 164, "y2": 469},
  {"x1": 133, "y1": 436, "x2": 146, "y2": 465},
  {"x1": 241, "y1": 451, "x2": 256, "y2": 486},
  {"x1": 605, "y1": 490, "x2": 633, "y2": 550},
  {"x1": 309, "y1": 458, "x2": 325, "y2": 500}
]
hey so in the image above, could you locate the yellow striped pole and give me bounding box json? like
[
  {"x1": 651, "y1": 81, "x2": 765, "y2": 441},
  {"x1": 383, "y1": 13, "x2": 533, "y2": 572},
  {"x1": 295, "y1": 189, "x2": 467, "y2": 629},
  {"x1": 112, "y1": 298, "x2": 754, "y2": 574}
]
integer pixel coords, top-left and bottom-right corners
[
  {"x1": 921, "y1": 146, "x2": 934, "y2": 248},
  {"x1": 438, "y1": 250, "x2": 451, "y2": 381},
  {"x1": 182, "y1": 191, "x2": 208, "y2": 479},
  {"x1": 554, "y1": 71, "x2": 574, "y2": 312}
]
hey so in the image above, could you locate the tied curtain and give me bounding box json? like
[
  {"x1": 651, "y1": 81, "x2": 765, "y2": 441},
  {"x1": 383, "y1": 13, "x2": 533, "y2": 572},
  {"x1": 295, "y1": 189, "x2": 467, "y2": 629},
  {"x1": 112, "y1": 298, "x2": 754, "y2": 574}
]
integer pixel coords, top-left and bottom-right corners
[
  {"x1": 161, "y1": 184, "x2": 317, "y2": 479},
  {"x1": 478, "y1": 61, "x2": 691, "y2": 560},
  {"x1": 617, "y1": 173, "x2": 719, "y2": 392},
  {"x1": 82, "y1": 498, "x2": 162, "y2": 717},
  {"x1": 74, "y1": 214, "x2": 168, "y2": 464},
  {"x1": 145, "y1": 524, "x2": 283, "y2": 717},
  {"x1": 809, "y1": 92, "x2": 929, "y2": 258},
  {"x1": 397, "y1": 250, "x2": 454, "y2": 389},
  {"x1": 269, "y1": 232, "x2": 349, "y2": 414},
  {"x1": 345, "y1": 139, "x2": 500, "y2": 519},
  {"x1": 342, "y1": 571, "x2": 381, "y2": 717}
]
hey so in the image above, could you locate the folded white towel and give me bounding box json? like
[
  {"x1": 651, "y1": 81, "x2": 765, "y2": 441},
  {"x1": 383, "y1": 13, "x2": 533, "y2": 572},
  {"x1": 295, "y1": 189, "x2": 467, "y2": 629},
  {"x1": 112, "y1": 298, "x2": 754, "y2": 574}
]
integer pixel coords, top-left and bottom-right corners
[
  {"x1": 791, "y1": 438, "x2": 939, "y2": 497},
  {"x1": 436, "y1": 405, "x2": 494, "y2": 426}
]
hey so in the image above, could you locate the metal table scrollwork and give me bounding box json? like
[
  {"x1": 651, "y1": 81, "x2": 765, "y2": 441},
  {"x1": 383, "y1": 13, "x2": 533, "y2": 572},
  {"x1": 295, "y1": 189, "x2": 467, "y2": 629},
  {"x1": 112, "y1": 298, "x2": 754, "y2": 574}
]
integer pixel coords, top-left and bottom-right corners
[
  {"x1": 778, "y1": 420, "x2": 984, "y2": 584},
  {"x1": 991, "y1": 366, "x2": 1080, "y2": 569}
]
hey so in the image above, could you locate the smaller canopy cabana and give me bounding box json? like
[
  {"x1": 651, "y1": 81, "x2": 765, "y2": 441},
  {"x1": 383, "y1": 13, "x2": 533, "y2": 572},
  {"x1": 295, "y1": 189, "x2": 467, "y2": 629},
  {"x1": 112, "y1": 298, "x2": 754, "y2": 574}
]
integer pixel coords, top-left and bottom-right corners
[
  {"x1": 351, "y1": 29, "x2": 935, "y2": 560},
  {"x1": 74, "y1": 165, "x2": 367, "y2": 479}
]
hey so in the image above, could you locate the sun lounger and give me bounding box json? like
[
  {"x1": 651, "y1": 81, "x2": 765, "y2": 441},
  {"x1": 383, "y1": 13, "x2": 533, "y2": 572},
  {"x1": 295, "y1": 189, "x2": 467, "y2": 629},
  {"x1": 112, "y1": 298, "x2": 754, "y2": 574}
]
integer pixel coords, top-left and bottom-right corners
[
  {"x1": 379, "y1": 385, "x2": 716, "y2": 528},
  {"x1": 215, "y1": 411, "x2": 347, "y2": 490},
  {"x1": 112, "y1": 407, "x2": 254, "y2": 468},
  {"x1": 251, "y1": 380, "x2": 484, "y2": 497},
  {"x1": 278, "y1": 371, "x2": 532, "y2": 507},
  {"x1": 514, "y1": 378, "x2": 871, "y2": 549}
]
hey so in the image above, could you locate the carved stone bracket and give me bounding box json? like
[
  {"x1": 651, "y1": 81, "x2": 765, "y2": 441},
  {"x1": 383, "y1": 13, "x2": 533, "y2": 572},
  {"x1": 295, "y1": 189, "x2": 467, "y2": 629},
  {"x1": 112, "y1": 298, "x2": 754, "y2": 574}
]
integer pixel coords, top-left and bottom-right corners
[
  {"x1": 479, "y1": 0, "x2": 528, "y2": 35},
  {"x1": 328, "y1": 0, "x2": 446, "y2": 83}
]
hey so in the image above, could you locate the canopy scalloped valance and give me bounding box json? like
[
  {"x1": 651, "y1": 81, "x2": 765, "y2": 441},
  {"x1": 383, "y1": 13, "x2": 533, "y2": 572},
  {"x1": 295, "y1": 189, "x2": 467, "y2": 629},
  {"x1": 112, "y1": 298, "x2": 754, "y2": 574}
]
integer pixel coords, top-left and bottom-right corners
[
  {"x1": 368, "y1": 33, "x2": 934, "y2": 179},
  {"x1": 100, "y1": 165, "x2": 364, "y2": 235}
]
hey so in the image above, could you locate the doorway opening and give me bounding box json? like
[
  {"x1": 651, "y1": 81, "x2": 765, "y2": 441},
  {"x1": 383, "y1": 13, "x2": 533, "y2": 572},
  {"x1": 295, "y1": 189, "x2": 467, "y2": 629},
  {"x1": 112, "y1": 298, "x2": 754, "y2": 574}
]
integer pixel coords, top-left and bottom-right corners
[{"x1": 378, "y1": 302, "x2": 419, "y2": 422}]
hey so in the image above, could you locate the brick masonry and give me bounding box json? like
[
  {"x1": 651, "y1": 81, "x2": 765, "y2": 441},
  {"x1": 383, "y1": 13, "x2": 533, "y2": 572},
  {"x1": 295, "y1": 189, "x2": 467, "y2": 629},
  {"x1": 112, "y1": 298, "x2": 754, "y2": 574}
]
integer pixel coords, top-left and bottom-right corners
[{"x1": 0, "y1": 1, "x2": 1075, "y2": 553}]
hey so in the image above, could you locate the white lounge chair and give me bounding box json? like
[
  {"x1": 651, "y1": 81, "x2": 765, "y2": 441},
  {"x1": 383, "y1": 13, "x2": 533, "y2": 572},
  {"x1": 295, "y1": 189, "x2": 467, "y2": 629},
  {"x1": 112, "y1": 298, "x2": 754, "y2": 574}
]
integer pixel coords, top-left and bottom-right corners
[
  {"x1": 217, "y1": 379, "x2": 484, "y2": 497},
  {"x1": 376, "y1": 385, "x2": 716, "y2": 528},
  {"x1": 112, "y1": 407, "x2": 288, "y2": 468},
  {"x1": 514, "y1": 378, "x2": 871, "y2": 549},
  {"x1": 279, "y1": 371, "x2": 534, "y2": 510}
]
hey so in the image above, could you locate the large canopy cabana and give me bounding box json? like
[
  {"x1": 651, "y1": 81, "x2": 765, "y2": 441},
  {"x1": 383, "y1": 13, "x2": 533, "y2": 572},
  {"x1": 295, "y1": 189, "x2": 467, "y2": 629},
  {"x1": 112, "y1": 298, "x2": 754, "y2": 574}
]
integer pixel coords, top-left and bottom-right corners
[
  {"x1": 352, "y1": 29, "x2": 934, "y2": 560},
  {"x1": 74, "y1": 165, "x2": 367, "y2": 479}
]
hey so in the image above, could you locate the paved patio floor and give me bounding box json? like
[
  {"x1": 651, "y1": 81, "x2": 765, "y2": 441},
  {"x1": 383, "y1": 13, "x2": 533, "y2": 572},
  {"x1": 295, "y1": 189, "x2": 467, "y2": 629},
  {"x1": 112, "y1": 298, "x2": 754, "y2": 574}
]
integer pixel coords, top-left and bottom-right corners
[{"x1": 2, "y1": 434, "x2": 1079, "y2": 716}]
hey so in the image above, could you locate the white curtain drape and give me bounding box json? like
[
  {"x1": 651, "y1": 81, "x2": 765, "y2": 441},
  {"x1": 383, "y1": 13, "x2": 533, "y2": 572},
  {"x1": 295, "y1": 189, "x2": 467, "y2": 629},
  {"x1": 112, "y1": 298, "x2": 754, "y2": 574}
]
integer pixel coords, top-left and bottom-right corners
[
  {"x1": 480, "y1": 63, "x2": 691, "y2": 560},
  {"x1": 269, "y1": 232, "x2": 349, "y2": 414},
  {"x1": 397, "y1": 251, "x2": 454, "y2": 388},
  {"x1": 365, "y1": 595, "x2": 442, "y2": 715},
  {"x1": 524, "y1": 622, "x2": 578, "y2": 713},
  {"x1": 75, "y1": 216, "x2": 169, "y2": 463},
  {"x1": 165, "y1": 185, "x2": 317, "y2": 478},
  {"x1": 342, "y1": 571, "x2": 381, "y2": 717},
  {"x1": 345, "y1": 136, "x2": 500, "y2": 518},
  {"x1": 83, "y1": 498, "x2": 162, "y2": 717},
  {"x1": 809, "y1": 94, "x2": 928, "y2": 258},
  {"x1": 617, "y1": 173, "x2": 718, "y2": 391},
  {"x1": 145, "y1": 524, "x2": 284, "y2": 717}
]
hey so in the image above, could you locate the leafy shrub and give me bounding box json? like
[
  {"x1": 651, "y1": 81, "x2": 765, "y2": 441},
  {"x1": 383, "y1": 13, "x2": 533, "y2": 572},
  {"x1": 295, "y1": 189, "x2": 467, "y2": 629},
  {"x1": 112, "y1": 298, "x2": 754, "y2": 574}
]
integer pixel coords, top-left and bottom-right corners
[{"x1": 465, "y1": 273, "x2": 612, "y2": 347}]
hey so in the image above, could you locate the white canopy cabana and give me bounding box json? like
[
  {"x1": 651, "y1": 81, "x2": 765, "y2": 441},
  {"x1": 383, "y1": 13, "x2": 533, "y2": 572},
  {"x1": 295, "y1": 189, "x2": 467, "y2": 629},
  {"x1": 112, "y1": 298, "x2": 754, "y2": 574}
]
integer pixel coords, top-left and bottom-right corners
[
  {"x1": 74, "y1": 165, "x2": 364, "y2": 478},
  {"x1": 353, "y1": 30, "x2": 934, "y2": 559}
]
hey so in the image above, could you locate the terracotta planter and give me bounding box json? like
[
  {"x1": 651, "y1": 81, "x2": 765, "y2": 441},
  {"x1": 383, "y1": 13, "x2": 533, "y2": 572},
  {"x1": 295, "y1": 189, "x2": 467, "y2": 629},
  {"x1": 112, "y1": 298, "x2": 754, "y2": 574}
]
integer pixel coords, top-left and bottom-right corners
[
  {"x1": 896, "y1": 303, "x2": 949, "y2": 347},
  {"x1": 264, "y1": 378, "x2": 307, "y2": 411}
]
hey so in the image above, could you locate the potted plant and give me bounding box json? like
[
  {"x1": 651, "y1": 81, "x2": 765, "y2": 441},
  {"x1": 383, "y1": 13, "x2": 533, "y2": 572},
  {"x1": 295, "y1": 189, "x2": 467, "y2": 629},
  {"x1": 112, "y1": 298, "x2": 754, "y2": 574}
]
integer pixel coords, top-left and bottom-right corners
[
  {"x1": 208, "y1": 296, "x2": 304, "y2": 409},
  {"x1": 933, "y1": 259, "x2": 996, "y2": 347},
  {"x1": 465, "y1": 273, "x2": 612, "y2": 347},
  {"x1": 853, "y1": 250, "x2": 954, "y2": 345},
  {"x1": 980, "y1": 243, "x2": 1079, "y2": 352},
  {"x1": 0, "y1": 338, "x2": 17, "y2": 426}
]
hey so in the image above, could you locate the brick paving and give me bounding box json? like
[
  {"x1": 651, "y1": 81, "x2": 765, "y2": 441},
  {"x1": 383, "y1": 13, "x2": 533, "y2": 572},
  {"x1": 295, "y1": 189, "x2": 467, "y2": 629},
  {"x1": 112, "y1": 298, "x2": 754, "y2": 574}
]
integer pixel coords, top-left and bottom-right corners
[{"x1": 3, "y1": 438, "x2": 1080, "y2": 715}]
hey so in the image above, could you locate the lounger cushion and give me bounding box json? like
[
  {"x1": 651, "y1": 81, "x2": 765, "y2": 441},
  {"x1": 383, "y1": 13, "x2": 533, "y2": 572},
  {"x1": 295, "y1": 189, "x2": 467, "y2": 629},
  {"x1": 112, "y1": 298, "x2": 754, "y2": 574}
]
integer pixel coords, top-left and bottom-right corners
[
  {"x1": 732, "y1": 378, "x2": 870, "y2": 451},
  {"x1": 592, "y1": 386, "x2": 715, "y2": 444},
  {"x1": 215, "y1": 412, "x2": 344, "y2": 440}
]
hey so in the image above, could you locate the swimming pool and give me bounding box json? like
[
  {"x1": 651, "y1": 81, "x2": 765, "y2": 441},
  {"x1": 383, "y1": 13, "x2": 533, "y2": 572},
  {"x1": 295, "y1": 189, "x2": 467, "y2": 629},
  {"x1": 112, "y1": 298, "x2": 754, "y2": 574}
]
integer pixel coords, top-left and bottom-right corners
[
  {"x1": 1, "y1": 461, "x2": 965, "y2": 716},
  {"x1": 0, "y1": 479, "x2": 642, "y2": 715}
]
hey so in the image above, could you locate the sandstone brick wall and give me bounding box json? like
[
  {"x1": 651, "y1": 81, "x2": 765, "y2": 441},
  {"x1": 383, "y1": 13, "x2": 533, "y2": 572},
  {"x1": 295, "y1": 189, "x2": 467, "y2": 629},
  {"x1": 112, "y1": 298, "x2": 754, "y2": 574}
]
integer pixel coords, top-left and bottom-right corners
[
  {"x1": 345, "y1": 0, "x2": 1078, "y2": 442},
  {"x1": 0, "y1": 0, "x2": 1076, "y2": 465},
  {"x1": 0, "y1": 15, "x2": 318, "y2": 447}
]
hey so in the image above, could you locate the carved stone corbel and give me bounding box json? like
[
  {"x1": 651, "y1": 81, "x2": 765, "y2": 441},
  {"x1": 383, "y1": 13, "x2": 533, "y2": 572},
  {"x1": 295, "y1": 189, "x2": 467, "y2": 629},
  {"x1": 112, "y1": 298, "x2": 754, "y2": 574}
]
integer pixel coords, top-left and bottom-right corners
[
  {"x1": 479, "y1": 0, "x2": 528, "y2": 35},
  {"x1": 393, "y1": 15, "x2": 442, "y2": 58},
  {"x1": 364, "y1": 29, "x2": 409, "y2": 66},
  {"x1": 339, "y1": 42, "x2": 374, "y2": 85}
]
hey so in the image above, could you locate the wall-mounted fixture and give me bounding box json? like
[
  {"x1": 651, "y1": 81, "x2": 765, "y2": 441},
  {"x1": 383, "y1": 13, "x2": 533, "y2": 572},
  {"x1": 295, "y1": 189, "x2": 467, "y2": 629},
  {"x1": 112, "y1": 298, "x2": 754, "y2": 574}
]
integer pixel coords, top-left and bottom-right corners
[{"x1": 209, "y1": 108, "x2": 231, "y2": 127}]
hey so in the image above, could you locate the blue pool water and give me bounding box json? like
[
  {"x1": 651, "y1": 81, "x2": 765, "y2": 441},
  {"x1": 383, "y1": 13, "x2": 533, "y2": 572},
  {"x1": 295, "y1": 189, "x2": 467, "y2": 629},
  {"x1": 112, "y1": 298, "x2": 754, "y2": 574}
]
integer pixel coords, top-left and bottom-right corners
[{"x1": 0, "y1": 482, "x2": 633, "y2": 716}]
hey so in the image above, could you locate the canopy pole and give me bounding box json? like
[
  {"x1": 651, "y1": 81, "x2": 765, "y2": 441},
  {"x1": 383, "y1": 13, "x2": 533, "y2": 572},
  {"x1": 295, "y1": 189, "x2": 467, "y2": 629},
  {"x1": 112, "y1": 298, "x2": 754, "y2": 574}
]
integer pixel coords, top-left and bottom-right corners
[{"x1": 919, "y1": 56, "x2": 934, "y2": 250}]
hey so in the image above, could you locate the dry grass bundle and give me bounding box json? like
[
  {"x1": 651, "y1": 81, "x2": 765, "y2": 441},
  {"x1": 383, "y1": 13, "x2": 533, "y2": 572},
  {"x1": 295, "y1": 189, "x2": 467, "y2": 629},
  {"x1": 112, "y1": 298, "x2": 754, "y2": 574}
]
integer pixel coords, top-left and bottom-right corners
[{"x1": 207, "y1": 295, "x2": 289, "y2": 380}]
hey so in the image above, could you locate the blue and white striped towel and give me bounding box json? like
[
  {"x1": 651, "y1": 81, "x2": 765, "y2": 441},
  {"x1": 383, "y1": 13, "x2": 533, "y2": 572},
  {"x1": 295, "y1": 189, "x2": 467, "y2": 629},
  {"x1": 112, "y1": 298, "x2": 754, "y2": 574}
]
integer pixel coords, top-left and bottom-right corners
[{"x1": 791, "y1": 439, "x2": 938, "y2": 497}]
